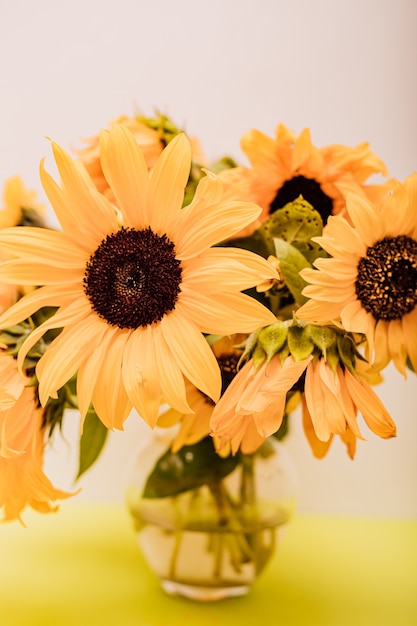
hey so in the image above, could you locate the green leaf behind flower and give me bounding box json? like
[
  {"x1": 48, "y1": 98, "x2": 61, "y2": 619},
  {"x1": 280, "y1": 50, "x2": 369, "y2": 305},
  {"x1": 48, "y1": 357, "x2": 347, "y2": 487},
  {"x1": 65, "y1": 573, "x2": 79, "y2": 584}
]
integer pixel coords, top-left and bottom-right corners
[
  {"x1": 76, "y1": 408, "x2": 109, "y2": 479},
  {"x1": 273, "y1": 238, "x2": 311, "y2": 305},
  {"x1": 143, "y1": 436, "x2": 240, "y2": 499}
]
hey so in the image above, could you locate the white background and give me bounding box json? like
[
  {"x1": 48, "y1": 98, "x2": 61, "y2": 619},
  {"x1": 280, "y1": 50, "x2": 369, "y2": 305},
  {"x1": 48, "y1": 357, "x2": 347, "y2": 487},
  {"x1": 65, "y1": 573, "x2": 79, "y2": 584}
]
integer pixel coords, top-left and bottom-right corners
[{"x1": 0, "y1": 0, "x2": 416, "y2": 518}]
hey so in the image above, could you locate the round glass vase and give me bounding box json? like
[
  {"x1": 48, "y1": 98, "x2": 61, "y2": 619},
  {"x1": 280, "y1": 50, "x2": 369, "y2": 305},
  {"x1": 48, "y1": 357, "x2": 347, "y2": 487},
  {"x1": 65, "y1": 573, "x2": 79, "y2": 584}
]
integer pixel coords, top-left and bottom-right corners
[{"x1": 126, "y1": 429, "x2": 298, "y2": 602}]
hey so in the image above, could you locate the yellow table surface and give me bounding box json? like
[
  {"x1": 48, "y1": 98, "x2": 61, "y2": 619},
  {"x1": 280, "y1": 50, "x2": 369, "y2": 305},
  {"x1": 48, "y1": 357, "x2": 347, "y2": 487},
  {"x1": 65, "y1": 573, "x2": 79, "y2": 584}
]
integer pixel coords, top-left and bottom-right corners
[{"x1": 0, "y1": 503, "x2": 416, "y2": 626}]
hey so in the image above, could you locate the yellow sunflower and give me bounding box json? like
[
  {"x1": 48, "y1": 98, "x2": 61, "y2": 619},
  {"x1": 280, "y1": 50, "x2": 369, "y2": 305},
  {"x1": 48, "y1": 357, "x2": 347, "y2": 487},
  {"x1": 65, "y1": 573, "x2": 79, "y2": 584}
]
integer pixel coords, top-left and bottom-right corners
[
  {"x1": 0, "y1": 127, "x2": 278, "y2": 430},
  {"x1": 230, "y1": 123, "x2": 388, "y2": 226},
  {"x1": 74, "y1": 115, "x2": 164, "y2": 197},
  {"x1": 0, "y1": 354, "x2": 73, "y2": 523},
  {"x1": 0, "y1": 175, "x2": 46, "y2": 229},
  {"x1": 75, "y1": 113, "x2": 207, "y2": 202},
  {"x1": 157, "y1": 334, "x2": 247, "y2": 454},
  {"x1": 297, "y1": 173, "x2": 417, "y2": 376},
  {"x1": 210, "y1": 354, "x2": 312, "y2": 454},
  {"x1": 303, "y1": 358, "x2": 396, "y2": 455},
  {"x1": 0, "y1": 176, "x2": 48, "y2": 313}
]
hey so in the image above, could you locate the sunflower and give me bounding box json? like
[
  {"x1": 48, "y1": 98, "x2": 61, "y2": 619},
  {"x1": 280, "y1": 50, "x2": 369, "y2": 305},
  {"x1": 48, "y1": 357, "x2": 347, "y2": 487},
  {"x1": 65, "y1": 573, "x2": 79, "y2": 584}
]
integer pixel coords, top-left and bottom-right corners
[
  {"x1": 74, "y1": 115, "x2": 164, "y2": 197},
  {"x1": 0, "y1": 176, "x2": 46, "y2": 229},
  {"x1": 210, "y1": 354, "x2": 312, "y2": 454},
  {"x1": 75, "y1": 113, "x2": 207, "y2": 202},
  {"x1": 0, "y1": 127, "x2": 278, "y2": 430},
  {"x1": 297, "y1": 173, "x2": 417, "y2": 376},
  {"x1": 0, "y1": 176, "x2": 48, "y2": 313},
  {"x1": 227, "y1": 123, "x2": 388, "y2": 227},
  {"x1": 302, "y1": 357, "x2": 396, "y2": 459},
  {"x1": 157, "y1": 334, "x2": 247, "y2": 454},
  {"x1": 0, "y1": 354, "x2": 73, "y2": 523}
]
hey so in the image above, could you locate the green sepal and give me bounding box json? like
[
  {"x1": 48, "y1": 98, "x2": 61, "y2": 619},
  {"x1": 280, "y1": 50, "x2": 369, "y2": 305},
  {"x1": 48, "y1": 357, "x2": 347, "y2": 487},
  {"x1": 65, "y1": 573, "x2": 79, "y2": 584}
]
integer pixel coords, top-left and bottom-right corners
[
  {"x1": 309, "y1": 325, "x2": 337, "y2": 357},
  {"x1": 336, "y1": 333, "x2": 361, "y2": 375},
  {"x1": 273, "y1": 238, "x2": 311, "y2": 306},
  {"x1": 76, "y1": 408, "x2": 109, "y2": 480},
  {"x1": 135, "y1": 112, "x2": 183, "y2": 146},
  {"x1": 257, "y1": 322, "x2": 288, "y2": 362},
  {"x1": 238, "y1": 330, "x2": 260, "y2": 365},
  {"x1": 142, "y1": 436, "x2": 240, "y2": 499},
  {"x1": 287, "y1": 325, "x2": 315, "y2": 361},
  {"x1": 252, "y1": 343, "x2": 267, "y2": 371}
]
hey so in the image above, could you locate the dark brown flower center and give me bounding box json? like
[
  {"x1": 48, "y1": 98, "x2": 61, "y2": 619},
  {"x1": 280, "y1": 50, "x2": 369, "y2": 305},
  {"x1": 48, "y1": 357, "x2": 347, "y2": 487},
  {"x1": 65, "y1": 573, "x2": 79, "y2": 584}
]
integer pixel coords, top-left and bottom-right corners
[
  {"x1": 355, "y1": 235, "x2": 417, "y2": 321},
  {"x1": 203, "y1": 352, "x2": 241, "y2": 406},
  {"x1": 218, "y1": 353, "x2": 240, "y2": 396},
  {"x1": 270, "y1": 175, "x2": 333, "y2": 224},
  {"x1": 83, "y1": 227, "x2": 182, "y2": 329}
]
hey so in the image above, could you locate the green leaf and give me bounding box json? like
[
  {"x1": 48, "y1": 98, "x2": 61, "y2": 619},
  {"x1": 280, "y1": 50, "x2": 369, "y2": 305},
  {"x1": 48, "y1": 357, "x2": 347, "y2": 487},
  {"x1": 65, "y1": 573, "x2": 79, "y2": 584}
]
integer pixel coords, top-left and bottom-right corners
[
  {"x1": 273, "y1": 412, "x2": 290, "y2": 441},
  {"x1": 218, "y1": 229, "x2": 273, "y2": 259},
  {"x1": 143, "y1": 436, "x2": 240, "y2": 499},
  {"x1": 274, "y1": 238, "x2": 311, "y2": 305},
  {"x1": 76, "y1": 408, "x2": 109, "y2": 479}
]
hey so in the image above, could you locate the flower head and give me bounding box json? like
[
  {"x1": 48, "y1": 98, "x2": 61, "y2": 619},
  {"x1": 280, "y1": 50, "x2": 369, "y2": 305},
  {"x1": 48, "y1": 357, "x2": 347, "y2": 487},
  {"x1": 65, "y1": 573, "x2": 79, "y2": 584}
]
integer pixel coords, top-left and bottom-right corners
[
  {"x1": 303, "y1": 357, "x2": 396, "y2": 458},
  {"x1": 157, "y1": 334, "x2": 247, "y2": 454},
  {"x1": 0, "y1": 176, "x2": 46, "y2": 229},
  {"x1": 223, "y1": 123, "x2": 388, "y2": 228},
  {"x1": 75, "y1": 113, "x2": 207, "y2": 203},
  {"x1": 297, "y1": 173, "x2": 417, "y2": 375},
  {"x1": 0, "y1": 127, "x2": 278, "y2": 430},
  {"x1": 0, "y1": 177, "x2": 48, "y2": 313},
  {"x1": 210, "y1": 354, "x2": 312, "y2": 454},
  {"x1": 75, "y1": 115, "x2": 164, "y2": 197},
  {"x1": 0, "y1": 353, "x2": 73, "y2": 523}
]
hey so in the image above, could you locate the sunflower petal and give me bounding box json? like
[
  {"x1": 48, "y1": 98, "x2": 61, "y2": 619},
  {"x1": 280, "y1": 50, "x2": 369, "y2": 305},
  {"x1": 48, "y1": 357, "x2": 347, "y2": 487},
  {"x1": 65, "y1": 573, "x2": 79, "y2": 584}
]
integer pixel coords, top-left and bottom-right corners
[
  {"x1": 152, "y1": 325, "x2": 192, "y2": 414},
  {"x1": 176, "y1": 290, "x2": 277, "y2": 334},
  {"x1": 147, "y1": 133, "x2": 191, "y2": 235},
  {"x1": 182, "y1": 247, "x2": 279, "y2": 293},
  {"x1": 99, "y1": 125, "x2": 149, "y2": 228},
  {"x1": 345, "y1": 194, "x2": 385, "y2": 246},
  {"x1": 174, "y1": 198, "x2": 262, "y2": 260},
  {"x1": 0, "y1": 283, "x2": 81, "y2": 329},
  {"x1": 0, "y1": 227, "x2": 87, "y2": 267},
  {"x1": 344, "y1": 369, "x2": 396, "y2": 438},
  {"x1": 121, "y1": 327, "x2": 161, "y2": 428},
  {"x1": 17, "y1": 297, "x2": 91, "y2": 373},
  {"x1": 91, "y1": 330, "x2": 131, "y2": 430},
  {"x1": 402, "y1": 308, "x2": 417, "y2": 373},
  {"x1": 36, "y1": 314, "x2": 105, "y2": 406},
  {"x1": 48, "y1": 142, "x2": 118, "y2": 239},
  {"x1": 161, "y1": 313, "x2": 221, "y2": 402},
  {"x1": 76, "y1": 325, "x2": 120, "y2": 423},
  {"x1": 0, "y1": 259, "x2": 83, "y2": 285}
]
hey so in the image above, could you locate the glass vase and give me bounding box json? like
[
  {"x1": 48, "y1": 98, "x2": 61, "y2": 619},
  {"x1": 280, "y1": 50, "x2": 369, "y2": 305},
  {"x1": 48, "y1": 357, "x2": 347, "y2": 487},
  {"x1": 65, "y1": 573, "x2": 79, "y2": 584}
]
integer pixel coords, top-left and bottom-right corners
[{"x1": 126, "y1": 429, "x2": 298, "y2": 602}]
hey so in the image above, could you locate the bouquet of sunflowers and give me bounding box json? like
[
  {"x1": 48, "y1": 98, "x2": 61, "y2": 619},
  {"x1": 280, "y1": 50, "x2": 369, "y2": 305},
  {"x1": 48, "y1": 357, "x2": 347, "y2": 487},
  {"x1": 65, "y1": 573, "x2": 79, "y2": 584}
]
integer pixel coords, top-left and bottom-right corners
[{"x1": 0, "y1": 110, "x2": 415, "y2": 529}]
